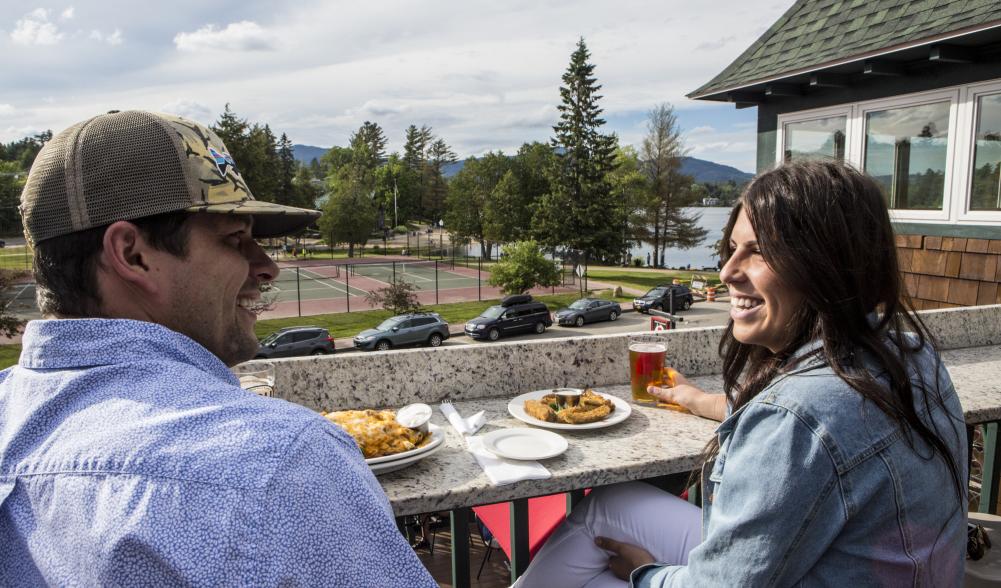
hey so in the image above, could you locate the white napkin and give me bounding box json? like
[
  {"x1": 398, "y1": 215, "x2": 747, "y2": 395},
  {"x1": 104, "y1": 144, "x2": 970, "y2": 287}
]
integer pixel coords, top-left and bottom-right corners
[
  {"x1": 465, "y1": 436, "x2": 552, "y2": 486},
  {"x1": 440, "y1": 402, "x2": 486, "y2": 435},
  {"x1": 439, "y1": 402, "x2": 550, "y2": 486}
]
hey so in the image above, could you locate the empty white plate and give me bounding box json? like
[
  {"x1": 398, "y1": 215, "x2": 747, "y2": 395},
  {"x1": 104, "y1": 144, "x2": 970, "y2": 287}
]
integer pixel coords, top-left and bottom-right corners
[{"x1": 481, "y1": 428, "x2": 569, "y2": 461}]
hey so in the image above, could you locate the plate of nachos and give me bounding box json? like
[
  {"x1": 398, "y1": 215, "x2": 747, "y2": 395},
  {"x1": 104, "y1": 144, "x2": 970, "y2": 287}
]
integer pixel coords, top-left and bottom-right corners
[{"x1": 321, "y1": 409, "x2": 445, "y2": 473}]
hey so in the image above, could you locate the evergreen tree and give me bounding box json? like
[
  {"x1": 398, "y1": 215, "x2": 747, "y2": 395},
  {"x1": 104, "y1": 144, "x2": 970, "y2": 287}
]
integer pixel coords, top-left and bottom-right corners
[
  {"x1": 534, "y1": 38, "x2": 621, "y2": 273},
  {"x1": 277, "y1": 133, "x2": 297, "y2": 206},
  {"x1": 424, "y1": 137, "x2": 457, "y2": 223},
  {"x1": 211, "y1": 104, "x2": 249, "y2": 163},
  {"x1": 638, "y1": 103, "x2": 706, "y2": 267}
]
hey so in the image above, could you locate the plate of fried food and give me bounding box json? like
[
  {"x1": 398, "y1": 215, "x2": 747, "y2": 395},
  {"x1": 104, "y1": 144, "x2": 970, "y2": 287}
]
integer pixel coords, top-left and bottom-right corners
[
  {"x1": 507, "y1": 388, "x2": 632, "y2": 430},
  {"x1": 321, "y1": 408, "x2": 444, "y2": 475}
]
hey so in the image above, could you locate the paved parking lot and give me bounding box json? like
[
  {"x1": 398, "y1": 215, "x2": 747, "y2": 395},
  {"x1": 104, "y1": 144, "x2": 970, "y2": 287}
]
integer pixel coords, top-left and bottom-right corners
[{"x1": 335, "y1": 300, "x2": 732, "y2": 354}]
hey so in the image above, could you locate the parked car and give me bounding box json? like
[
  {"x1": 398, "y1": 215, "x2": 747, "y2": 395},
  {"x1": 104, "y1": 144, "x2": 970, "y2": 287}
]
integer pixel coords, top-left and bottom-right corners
[
  {"x1": 256, "y1": 326, "x2": 335, "y2": 358},
  {"x1": 464, "y1": 294, "x2": 553, "y2": 341},
  {"x1": 632, "y1": 284, "x2": 693, "y2": 314},
  {"x1": 553, "y1": 298, "x2": 621, "y2": 327},
  {"x1": 353, "y1": 312, "x2": 450, "y2": 351}
]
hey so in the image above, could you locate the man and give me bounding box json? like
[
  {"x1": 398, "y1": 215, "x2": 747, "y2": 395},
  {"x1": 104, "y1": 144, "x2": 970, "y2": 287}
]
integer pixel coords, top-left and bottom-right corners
[{"x1": 0, "y1": 110, "x2": 436, "y2": 586}]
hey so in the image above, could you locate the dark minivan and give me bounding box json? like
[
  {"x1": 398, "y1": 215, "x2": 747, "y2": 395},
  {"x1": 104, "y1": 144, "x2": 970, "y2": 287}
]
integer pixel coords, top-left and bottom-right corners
[
  {"x1": 464, "y1": 294, "x2": 552, "y2": 341},
  {"x1": 632, "y1": 284, "x2": 694, "y2": 314}
]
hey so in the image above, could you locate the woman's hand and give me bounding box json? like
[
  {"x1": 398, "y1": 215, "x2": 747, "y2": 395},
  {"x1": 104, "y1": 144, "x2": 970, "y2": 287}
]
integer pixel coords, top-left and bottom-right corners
[
  {"x1": 595, "y1": 536, "x2": 656, "y2": 580},
  {"x1": 648, "y1": 371, "x2": 727, "y2": 421}
]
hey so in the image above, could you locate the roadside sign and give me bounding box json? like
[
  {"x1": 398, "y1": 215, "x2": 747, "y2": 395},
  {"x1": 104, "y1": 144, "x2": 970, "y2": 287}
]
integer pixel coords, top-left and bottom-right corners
[
  {"x1": 574, "y1": 264, "x2": 583, "y2": 278},
  {"x1": 692, "y1": 279, "x2": 705, "y2": 290}
]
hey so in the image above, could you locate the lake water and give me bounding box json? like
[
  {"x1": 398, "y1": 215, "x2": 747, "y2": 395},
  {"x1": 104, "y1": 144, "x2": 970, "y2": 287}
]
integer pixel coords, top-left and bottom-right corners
[
  {"x1": 461, "y1": 206, "x2": 733, "y2": 268},
  {"x1": 630, "y1": 207, "x2": 732, "y2": 269}
]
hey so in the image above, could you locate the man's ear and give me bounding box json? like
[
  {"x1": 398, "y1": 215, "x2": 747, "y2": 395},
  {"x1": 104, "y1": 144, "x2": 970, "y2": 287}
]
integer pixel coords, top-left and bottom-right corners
[{"x1": 99, "y1": 221, "x2": 159, "y2": 295}]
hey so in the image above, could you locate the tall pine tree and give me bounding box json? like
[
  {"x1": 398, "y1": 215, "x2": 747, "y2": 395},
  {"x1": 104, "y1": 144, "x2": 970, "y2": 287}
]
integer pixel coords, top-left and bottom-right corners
[
  {"x1": 534, "y1": 38, "x2": 621, "y2": 277},
  {"x1": 276, "y1": 133, "x2": 296, "y2": 206}
]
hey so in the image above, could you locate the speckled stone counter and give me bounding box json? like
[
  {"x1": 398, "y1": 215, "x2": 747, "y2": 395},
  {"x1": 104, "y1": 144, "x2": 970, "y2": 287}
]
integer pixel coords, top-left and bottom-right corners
[{"x1": 380, "y1": 344, "x2": 1001, "y2": 516}]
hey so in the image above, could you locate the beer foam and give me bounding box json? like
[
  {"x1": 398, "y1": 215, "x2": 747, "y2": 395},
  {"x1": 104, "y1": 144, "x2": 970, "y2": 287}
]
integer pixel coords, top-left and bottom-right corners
[{"x1": 629, "y1": 342, "x2": 666, "y2": 353}]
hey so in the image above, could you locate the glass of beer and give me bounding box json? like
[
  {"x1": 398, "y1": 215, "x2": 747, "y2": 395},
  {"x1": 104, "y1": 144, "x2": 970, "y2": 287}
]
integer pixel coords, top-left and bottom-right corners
[
  {"x1": 232, "y1": 361, "x2": 276, "y2": 398},
  {"x1": 629, "y1": 335, "x2": 667, "y2": 404}
]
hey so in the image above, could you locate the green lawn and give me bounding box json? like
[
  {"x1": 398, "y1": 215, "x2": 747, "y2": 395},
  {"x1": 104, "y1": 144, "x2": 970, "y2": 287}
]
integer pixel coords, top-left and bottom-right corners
[
  {"x1": 255, "y1": 290, "x2": 630, "y2": 340},
  {"x1": 585, "y1": 267, "x2": 721, "y2": 293},
  {"x1": 0, "y1": 344, "x2": 20, "y2": 370},
  {"x1": 0, "y1": 247, "x2": 33, "y2": 271}
]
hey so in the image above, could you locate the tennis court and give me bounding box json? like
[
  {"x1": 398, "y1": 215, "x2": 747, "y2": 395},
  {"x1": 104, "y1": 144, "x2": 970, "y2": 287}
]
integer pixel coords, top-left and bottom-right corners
[{"x1": 269, "y1": 260, "x2": 481, "y2": 304}]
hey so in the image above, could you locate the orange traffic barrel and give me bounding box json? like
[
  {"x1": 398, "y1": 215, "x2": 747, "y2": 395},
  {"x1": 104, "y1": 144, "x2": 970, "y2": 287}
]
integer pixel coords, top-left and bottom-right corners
[{"x1": 706, "y1": 287, "x2": 717, "y2": 302}]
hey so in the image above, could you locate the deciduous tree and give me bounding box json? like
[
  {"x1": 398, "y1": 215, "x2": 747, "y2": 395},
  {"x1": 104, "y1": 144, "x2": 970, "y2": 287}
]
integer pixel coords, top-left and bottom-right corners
[
  {"x1": 488, "y1": 240, "x2": 562, "y2": 295},
  {"x1": 638, "y1": 103, "x2": 706, "y2": 267}
]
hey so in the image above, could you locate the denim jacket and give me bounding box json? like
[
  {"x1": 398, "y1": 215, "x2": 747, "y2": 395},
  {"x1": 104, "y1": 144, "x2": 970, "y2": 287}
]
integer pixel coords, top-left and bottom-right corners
[{"x1": 633, "y1": 338, "x2": 968, "y2": 587}]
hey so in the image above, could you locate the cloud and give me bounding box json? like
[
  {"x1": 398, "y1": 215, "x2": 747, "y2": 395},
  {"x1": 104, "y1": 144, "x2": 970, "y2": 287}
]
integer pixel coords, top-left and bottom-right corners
[
  {"x1": 0, "y1": 104, "x2": 14, "y2": 116},
  {"x1": 61, "y1": 6, "x2": 74, "y2": 20},
  {"x1": 695, "y1": 35, "x2": 736, "y2": 52},
  {"x1": 173, "y1": 21, "x2": 277, "y2": 52},
  {"x1": 11, "y1": 8, "x2": 63, "y2": 46},
  {"x1": 89, "y1": 28, "x2": 123, "y2": 45},
  {"x1": 160, "y1": 99, "x2": 214, "y2": 122},
  {"x1": 686, "y1": 125, "x2": 716, "y2": 135}
]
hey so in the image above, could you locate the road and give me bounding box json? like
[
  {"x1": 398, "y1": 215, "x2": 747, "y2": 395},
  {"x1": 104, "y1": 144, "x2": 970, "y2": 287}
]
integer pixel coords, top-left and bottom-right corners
[{"x1": 335, "y1": 300, "x2": 733, "y2": 354}]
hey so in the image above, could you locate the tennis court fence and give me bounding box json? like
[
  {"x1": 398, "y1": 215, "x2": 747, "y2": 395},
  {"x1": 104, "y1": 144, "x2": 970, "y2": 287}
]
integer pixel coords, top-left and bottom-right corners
[{"x1": 271, "y1": 256, "x2": 578, "y2": 316}]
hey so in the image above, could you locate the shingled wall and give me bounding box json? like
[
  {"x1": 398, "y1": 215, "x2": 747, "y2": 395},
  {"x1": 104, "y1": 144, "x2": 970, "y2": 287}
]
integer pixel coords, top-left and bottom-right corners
[{"x1": 897, "y1": 233, "x2": 1001, "y2": 310}]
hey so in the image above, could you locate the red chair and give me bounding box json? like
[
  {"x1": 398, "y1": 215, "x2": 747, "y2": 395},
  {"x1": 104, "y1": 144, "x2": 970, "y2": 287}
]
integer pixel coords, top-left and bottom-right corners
[{"x1": 472, "y1": 494, "x2": 567, "y2": 566}]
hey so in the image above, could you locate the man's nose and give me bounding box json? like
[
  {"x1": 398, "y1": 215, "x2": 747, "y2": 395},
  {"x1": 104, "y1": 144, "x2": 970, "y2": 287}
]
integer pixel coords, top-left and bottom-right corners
[{"x1": 247, "y1": 240, "x2": 279, "y2": 282}]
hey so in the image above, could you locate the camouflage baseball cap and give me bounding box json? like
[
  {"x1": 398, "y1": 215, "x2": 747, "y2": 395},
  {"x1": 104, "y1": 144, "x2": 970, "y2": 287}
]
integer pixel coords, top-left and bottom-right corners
[{"x1": 20, "y1": 110, "x2": 321, "y2": 246}]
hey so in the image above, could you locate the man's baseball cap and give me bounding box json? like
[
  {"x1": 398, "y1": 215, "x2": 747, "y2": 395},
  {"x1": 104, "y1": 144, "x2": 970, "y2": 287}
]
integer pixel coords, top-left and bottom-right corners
[{"x1": 20, "y1": 109, "x2": 321, "y2": 246}]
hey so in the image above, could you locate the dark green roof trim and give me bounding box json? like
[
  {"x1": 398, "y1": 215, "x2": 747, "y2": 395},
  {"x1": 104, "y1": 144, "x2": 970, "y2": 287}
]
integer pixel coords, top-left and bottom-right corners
[
  {"x1": 690, "y1": 0, "x2": 1001, "y2": 100},
  {"x1": 893, "y1": 222, "x2": 1001, "y2": 240}
]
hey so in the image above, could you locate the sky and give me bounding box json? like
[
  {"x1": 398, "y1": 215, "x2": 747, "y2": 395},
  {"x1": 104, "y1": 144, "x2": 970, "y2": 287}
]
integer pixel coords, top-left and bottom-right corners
[{"x1": 1, "y1": 0, "x2": 793, "y2": 173}]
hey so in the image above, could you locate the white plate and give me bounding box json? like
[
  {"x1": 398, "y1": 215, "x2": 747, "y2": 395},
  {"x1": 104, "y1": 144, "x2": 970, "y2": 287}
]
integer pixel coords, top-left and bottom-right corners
[
  {"x1": 365, "y1": 424, "x2": 444, "y2": 465},
  {"x1": 507, "y1": 389, "x2": 632, "y2": 430},
  {"x1": 370, "y1": 441, "x2": 444, "y2": 475},
  {"x1": 481, "y1": 428, "x2": 568, "y2": 460}
]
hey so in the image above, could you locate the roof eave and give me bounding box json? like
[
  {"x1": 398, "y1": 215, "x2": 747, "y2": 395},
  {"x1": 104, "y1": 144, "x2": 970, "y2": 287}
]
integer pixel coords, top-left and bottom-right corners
[{"x1": 688, "y1": 19, "x2": 1001, "y2": 102}]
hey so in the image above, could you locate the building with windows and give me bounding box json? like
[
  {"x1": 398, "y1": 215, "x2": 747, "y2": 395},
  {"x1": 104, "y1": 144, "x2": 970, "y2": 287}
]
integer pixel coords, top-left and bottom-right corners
[{"x1": 689, "y1": 0, "x2": 1001, "y2": 309}]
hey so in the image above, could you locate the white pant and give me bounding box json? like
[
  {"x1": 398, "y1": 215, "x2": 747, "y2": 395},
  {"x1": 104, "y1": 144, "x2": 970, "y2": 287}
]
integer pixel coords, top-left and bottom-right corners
[{"x1": 513, "y1": 482, "x2": 702, "y2": 588}]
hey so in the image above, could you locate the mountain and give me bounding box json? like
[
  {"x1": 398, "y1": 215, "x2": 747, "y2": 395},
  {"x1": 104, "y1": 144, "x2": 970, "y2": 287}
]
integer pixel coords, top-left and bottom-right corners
[
  {"x1": 292, "y1": 144, "x2": 329, "y2": 164},
  {"x1": 292, "y1": 144, "x2": 753, "y2": 184},
  {"x1": 442, "y1": 155, "x2": 752, "y2": 182},
  {"x1": 679, "y1": 157, "x2": 753, "y2": 183}
]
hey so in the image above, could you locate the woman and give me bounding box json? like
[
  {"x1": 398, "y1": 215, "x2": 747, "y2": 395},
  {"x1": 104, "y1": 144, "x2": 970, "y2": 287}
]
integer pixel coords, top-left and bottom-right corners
[{"x1": 516, "y1": 161, "x2": 968, "y2": 587}]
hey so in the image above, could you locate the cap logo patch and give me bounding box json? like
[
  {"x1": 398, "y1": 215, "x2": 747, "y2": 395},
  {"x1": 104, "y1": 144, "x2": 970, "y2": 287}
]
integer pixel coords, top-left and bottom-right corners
[{"x1": 208, "y1": 146, "x2": 237, "y2": 178}]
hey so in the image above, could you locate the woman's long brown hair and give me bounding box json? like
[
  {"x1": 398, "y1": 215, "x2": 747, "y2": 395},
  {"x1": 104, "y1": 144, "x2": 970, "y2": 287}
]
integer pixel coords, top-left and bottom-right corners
[{"x1": 706, "y1": 160, "x2": 964, "y2": 503}]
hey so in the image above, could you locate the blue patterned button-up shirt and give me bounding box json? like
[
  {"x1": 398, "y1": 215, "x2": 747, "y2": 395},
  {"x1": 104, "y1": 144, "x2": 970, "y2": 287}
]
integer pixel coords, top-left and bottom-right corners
[{"x1": 0, "y1": 318, "x2": 436, "y2": 587}]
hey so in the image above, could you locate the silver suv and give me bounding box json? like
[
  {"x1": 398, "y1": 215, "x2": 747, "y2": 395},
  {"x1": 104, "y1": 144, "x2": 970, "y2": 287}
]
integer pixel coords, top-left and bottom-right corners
[
  {"x1": 353, "y1": 312, "x2": 450, "y2": 351},
  {"x1": 256, "y1": 326, "x2": 335, "y2": 358}
]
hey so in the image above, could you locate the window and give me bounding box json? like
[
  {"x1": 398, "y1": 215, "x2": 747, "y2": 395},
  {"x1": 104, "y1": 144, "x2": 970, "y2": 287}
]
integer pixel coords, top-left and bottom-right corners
[
  {"x1": 777, "y1": 83, "x2": 1001, "y2": 224},
  {"x1": 783, "y1": 115, "x2": 847, "y2": 162},
  {"x1": 413, "y1": 317, "x2": 436, "y2": 327},
  {"x1": 293, "y1": 331, "x2": 317, "y2": 342},
  {"x1": 970, "y1": 93, "x2": 1001, "y2": 212},
  {"x1": 863, "y1": 101, "x2": 951, "y2": 211}
]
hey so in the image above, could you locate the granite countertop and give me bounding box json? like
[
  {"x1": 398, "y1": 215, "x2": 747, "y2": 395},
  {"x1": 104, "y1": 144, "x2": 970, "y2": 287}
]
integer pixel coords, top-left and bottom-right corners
[
  {"x1": 378, "y1": 344, "x2": 1001, "y2": 516},
  {"x1": 379, "y1": 385, "x2": 719, "y2": 516}
]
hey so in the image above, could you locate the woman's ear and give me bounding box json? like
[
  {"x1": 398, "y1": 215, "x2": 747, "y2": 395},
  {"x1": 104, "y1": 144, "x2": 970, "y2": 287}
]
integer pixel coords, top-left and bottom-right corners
[{"x1": 99, "y1": 221, "x2": 158, "y2": 295}]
